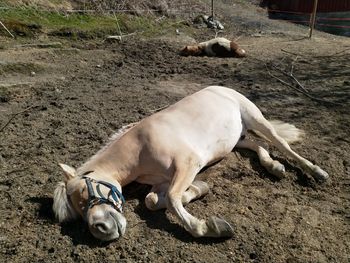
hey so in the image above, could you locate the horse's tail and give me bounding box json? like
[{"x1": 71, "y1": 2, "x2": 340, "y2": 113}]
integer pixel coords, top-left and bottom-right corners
[
  {"x1": 53, "y1": 182, "x2": 78, "y2": 222},
  {"x1": 252, "y1": 120, "x2": 304, "y2": 144}
]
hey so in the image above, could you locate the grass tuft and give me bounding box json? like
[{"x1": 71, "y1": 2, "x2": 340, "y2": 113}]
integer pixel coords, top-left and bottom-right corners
[{"x1": 0, "y1": 7, "x2": 189, "y2": 39}]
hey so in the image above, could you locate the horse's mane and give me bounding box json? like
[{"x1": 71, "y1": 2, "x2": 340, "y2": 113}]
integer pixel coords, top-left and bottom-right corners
[
  {"x1": 78, "y1": 122, "x2": 139, "y2": 172},
  {"x1": 53, "y1": 181, "x2": 79, "y2": 222}
]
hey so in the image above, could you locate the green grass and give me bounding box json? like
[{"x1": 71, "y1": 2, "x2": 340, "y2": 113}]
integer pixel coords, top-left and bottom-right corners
[{"x1": 0, "y1": 7, "x2": 188, "y2": 38}]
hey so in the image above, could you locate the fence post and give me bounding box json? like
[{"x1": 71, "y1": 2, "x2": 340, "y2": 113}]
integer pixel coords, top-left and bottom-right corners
[{"x1": 309, "y1": 0, "x2": 319, "y2": 38}]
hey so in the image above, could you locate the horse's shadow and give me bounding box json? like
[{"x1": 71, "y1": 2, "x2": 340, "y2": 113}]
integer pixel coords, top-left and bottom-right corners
[
  {"x1": 27, "y1": 196, "x2": 113, "y2": 247},
  {"x1": 28, "y1": 183, "x2": 229, "y2": 247},
  {"x1": 123, "y1": 183, "x2": 231, "y2": 244},
  {"x1": 28, "y1": 151, "x2": 317, "y2": 246},
  {"x1": 235, "y1": 148, "x2": 317, "y2": 188}
]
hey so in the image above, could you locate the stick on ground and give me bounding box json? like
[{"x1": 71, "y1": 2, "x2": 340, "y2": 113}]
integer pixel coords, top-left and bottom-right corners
[
  {"x1": 0, "y1": 105, "x2": 37, "y2": 132},
  {"x1": 0, "y1": 20, "x2": 15, "y2": 38},
  {"x1": 265, "y1": 64, "x2": 342, "y2": 106}
]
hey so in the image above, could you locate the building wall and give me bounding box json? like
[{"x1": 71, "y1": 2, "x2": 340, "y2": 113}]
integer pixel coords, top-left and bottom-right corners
[{"x1": 262, "y1": 0, "x2": 350, "y2": 13}]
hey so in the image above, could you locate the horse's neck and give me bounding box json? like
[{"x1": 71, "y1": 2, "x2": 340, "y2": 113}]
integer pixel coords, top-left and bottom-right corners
[{"x1": 78, "y1": 123, "x2": 140, "y2": 185}]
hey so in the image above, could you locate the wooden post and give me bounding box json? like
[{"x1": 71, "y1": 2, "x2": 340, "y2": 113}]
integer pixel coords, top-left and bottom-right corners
[
  {"x1": 211, "y1": 0, "x2": 214, "y2": 19},
  {"x1": 309, "y1": 0, "x2": 319, "y2": 38}
]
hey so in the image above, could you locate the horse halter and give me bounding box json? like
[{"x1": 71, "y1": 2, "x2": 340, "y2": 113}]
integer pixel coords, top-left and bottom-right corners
[{"x1": 81, "y1": 174, "x2": 125, "y2": 215}]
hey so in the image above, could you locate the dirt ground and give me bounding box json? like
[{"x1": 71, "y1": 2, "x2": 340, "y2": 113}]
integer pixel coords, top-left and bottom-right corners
[{"x1": 0, "y1": 3, "x2": 350, "y2": 263}]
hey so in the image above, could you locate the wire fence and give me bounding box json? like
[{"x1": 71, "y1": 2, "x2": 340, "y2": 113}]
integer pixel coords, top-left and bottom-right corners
[
  {"x1": 0, "y1": 1, "x2": 208, "y2": 15},
  {"x1": 266, "y1": 6, "x2": 350, "y2": 37},
  {"x1": 269, "y1": 11, "x2": 350, "y2": 27},
  {"x1": 0, "y1": 1, "x2": 349, "y2": 37}
]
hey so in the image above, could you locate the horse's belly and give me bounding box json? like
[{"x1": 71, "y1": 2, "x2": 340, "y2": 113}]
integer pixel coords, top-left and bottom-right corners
[
  {"x1": 178, "y1": 99, "x2": 243, "y2": 166},
  {"x1": 141, "y1": 86, "x2": 244, "y2": 172},
  {"x1": 196, "y1": 117, "x2": 243, "y2": 166}
]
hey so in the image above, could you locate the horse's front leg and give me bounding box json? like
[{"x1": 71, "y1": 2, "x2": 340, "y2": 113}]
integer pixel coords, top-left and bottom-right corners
[
  {"x1": 145, "y1": 180, "x2": 210, "y2": 211},
  {"x1": 166, "y1": 155, "x2": 233, "y2": 238}
]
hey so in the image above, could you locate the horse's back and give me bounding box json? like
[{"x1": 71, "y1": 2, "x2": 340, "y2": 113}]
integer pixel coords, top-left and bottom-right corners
[{"x1": 138, "y1": 86, "x2": 244, "y2": 166}]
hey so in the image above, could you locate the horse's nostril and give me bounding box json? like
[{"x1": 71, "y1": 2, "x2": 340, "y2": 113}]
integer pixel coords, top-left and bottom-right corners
[{"x1": 94, "y1": 222, "x2": 109, "y2": 233}]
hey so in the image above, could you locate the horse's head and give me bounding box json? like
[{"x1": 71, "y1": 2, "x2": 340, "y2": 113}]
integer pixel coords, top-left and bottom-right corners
[
  {"x1": 230, "y1": 41, "x2": 246, "y2": 58},
  {"x1": 53, "y1": 164, "x2": 127, "y2": 241},
  {"x1": 180, "y1": 45, "x2": 204, "y2": 56}
]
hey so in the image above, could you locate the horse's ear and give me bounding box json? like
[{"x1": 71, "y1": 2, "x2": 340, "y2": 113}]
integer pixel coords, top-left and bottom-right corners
[
  {"x1": 59, "y1": 163, "x2": 76, "y2": 182},
  {"x1": 180, "y1": 46, "x2": 189, "y2": 56}
]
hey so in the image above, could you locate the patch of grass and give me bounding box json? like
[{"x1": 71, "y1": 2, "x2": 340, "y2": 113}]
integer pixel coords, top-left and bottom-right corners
[
  {"x1": 0, "y1": 7, "x2": 189, "y2": 39},
  {"x1": 0, "y1": 8, "x2": 119, "y2": 37},
  {"x1": 0, "y1": 19, "x2": 41, "y2": 37}
]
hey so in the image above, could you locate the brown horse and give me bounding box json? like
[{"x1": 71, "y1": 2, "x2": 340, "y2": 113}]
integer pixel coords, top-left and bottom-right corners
[
  {"x1": 180, "y1": 37, "x2": 246, "y2": 58},
  {"x1": 53, "y1": 86, "x2": 328, "y2": 241}
]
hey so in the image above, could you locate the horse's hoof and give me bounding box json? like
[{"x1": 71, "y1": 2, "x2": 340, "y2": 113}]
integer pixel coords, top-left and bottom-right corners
[
  {"x1": 268, "y1": 161, "x2": 285, "y2": 179},
  {"x1": 311, "y1": 166, "x2": 329, "y2": 183},
  {"x1": 145, "y1": 192, "x2": 159, "y2": 211},
  {"x1": 207, "y1": 216, "x2": 234, "y2": 238},
  {"x1": 192, "y1": 180, "x2": 210, "y2": 195}
]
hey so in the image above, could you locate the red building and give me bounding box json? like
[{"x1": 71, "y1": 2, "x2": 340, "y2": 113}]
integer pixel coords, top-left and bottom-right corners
[
  {"x1": 260, "y1": 0, "x2": 350, "y2": 36},
  {"x1": 261, "y1": 0, "x2": 350, "y2": 13}
]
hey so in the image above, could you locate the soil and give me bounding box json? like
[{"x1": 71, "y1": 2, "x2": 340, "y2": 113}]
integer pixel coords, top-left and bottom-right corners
[{"x1": 0, "y1": 3, "x2": 349, "y2": 263}]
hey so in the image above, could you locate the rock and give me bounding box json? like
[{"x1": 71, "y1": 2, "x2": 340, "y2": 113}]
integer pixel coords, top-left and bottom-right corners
[{"x1": 106, "y1": 36, "x2": 122, "y2": 42}]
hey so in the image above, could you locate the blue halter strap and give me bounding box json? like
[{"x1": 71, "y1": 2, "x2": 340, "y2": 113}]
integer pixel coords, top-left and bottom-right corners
[{"x1": 82, "y1": 174, "x2": 125, "y2": 215}]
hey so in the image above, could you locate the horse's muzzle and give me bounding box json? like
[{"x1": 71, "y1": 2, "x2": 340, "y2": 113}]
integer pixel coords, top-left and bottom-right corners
[{"x1": 88, "y1": 207, "x2": 126, "y2": 241}]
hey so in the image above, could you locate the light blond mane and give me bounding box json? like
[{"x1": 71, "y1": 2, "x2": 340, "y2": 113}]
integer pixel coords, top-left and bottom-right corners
[
  {"x1": 78, "y1": 122, "x2": 139, "y2": 172},
  {"x1": 53, "y1": 181, "x2": 79, "y2": 222}
]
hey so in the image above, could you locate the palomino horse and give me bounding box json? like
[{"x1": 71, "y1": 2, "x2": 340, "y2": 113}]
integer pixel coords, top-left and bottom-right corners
[
  {"x1": 53, "y1": 86, "x2": 328, "y2": 241},
  {"x1": 180, "y1": 37, "x2": 246, "y2": 58}
]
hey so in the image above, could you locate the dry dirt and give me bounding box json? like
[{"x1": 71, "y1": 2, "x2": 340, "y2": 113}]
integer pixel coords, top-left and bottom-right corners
[{"x1": 0, "y1": 4, "x2": 350, "y2": 263}]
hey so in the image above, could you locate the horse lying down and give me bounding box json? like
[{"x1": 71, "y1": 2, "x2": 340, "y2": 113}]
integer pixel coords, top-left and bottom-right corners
[
  {"x1": 53, "y1": 86, "x2": 328, "y2": 241},
  {"x1": 180, "y1": 37, "x2": 246, "y2": 57}
]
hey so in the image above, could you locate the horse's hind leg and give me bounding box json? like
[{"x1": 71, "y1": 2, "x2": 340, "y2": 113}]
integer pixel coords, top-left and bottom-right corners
[
  {"x1": 244, "y1": 113, "x2": 329, "y2": 182},
  {"x1": 145, "y1": 181, "x2": 210, "y2": 211},
  {"x1": 236, "y1": 138, "x2": 285, "y2": 179}
]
